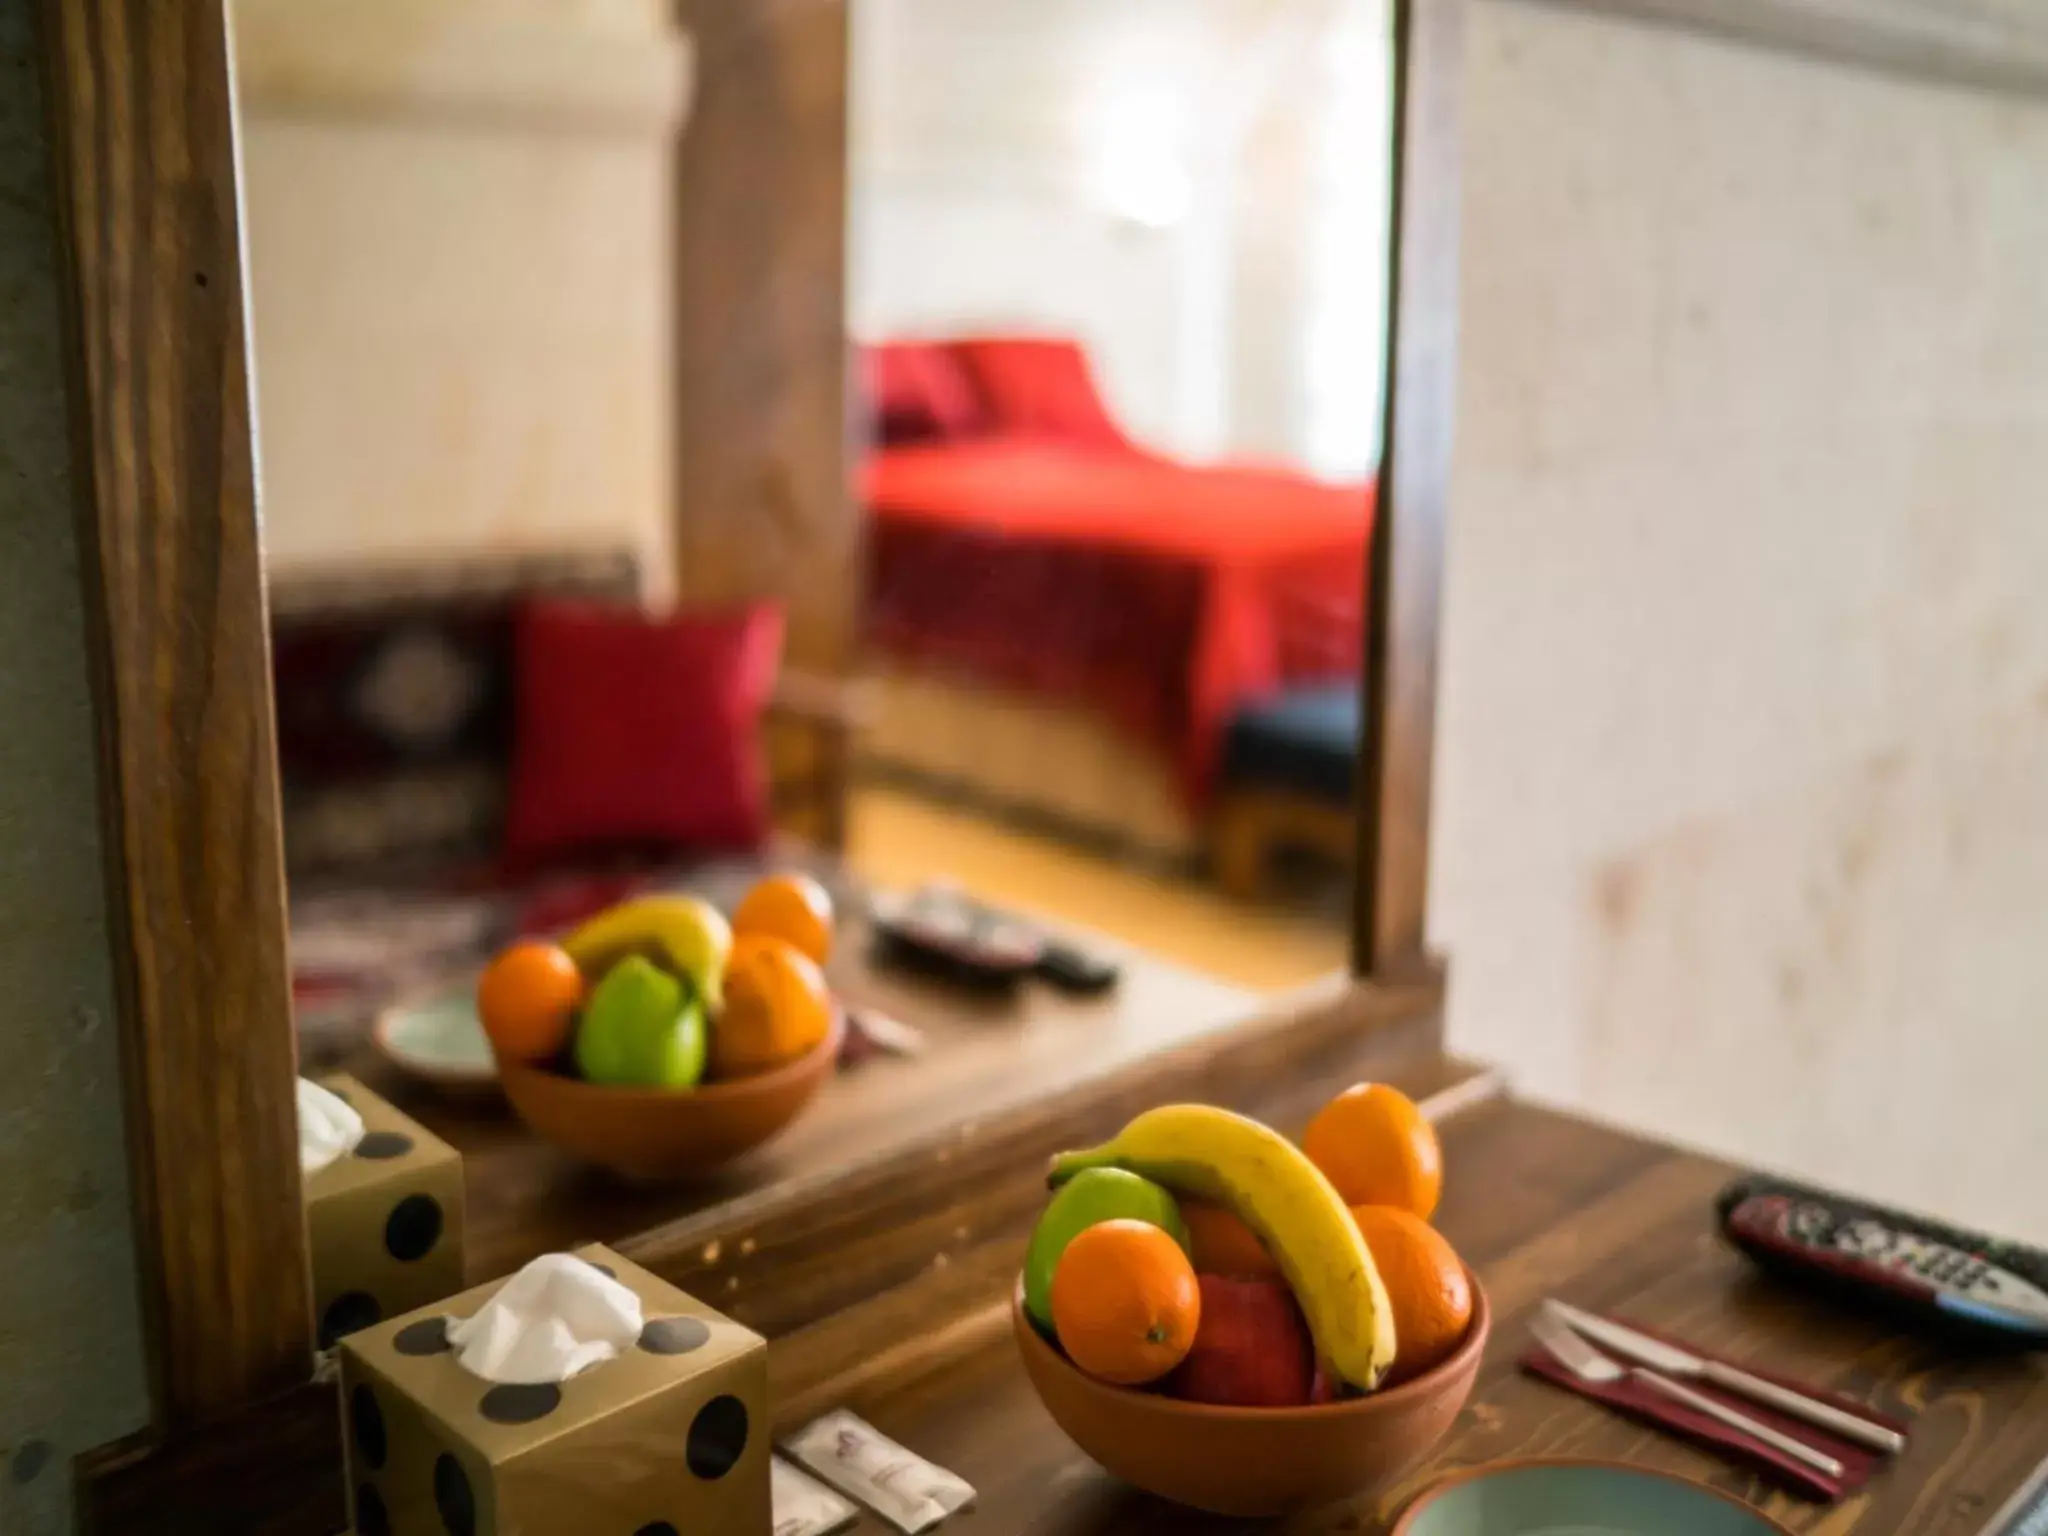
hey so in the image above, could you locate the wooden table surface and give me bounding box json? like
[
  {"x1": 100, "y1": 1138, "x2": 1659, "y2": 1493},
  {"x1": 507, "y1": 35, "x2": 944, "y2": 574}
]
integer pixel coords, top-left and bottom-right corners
[
  {"x1": 345, "y1": 915, "x2": 1262, "y2": 1284},
  {"x1": 809, "y1": 1096, "x2": 2048, "y2": 1534}
]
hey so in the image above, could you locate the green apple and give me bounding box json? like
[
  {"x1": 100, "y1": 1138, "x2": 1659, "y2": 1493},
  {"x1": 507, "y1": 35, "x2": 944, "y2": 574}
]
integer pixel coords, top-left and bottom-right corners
[
  {"x1": 635, "y1": 998, "x2": 706, "y2": 1089},
  {"x1": 575, "y1": 956, "x2": 690, "y2": 1087},
  {"x1": 1023, "y1": 1167, "x2": 1189, "y2": 1331}
]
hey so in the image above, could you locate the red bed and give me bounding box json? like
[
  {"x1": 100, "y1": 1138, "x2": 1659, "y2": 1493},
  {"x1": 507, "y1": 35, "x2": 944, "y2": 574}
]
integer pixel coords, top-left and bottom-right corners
[{"x1": 860, "y1": 337, "x2": 1373, "y2": 809}]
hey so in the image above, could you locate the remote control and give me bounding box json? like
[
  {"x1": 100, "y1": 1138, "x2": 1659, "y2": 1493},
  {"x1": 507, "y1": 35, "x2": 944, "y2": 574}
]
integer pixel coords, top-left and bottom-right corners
[
  {"x1": 865, "y1": 887, "x2": 1119, "y2": 996},
  {"x1": 868, "y1": 889, "x2": 1038, "y2": 994},
  {"x1": 1716, "y1": 1175, "x2": 2048, "y2": 1349},
  {"x1": 1032, "y1": 940, "x2": 1121, "y2": 996}
]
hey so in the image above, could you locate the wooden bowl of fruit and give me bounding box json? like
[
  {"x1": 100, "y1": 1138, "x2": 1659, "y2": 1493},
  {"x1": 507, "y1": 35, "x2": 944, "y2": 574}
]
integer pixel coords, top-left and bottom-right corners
[
  {"x1": 1014, "y1": 1089, "x2": 1489, "y2": 1517},
  {"x1": 477, "y1": 874, "x2": 844, "y2": 1180}
]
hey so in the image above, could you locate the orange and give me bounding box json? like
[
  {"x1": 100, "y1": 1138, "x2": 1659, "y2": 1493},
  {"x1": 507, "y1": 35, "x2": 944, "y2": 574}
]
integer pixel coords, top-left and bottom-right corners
[
  {"x1": 732, "y1": 872, "x2": 835, "y2": 966},
  {"x1": 476, "y1": 942, "x2": 584, "y2": 1062},
  {"x1": 1301, "y1": 1082, "x2": 1443, "y2": 1218},
  {"x1": 1349, "y1": 1206, "x2": 1472, "y2": 1385},
  {"x1": 1181, "y1": 1200, "x2": 1281, "y2": 1279},
  {"x1": 1050, "y1": 1219, "x2": 1201, "y2": 1386},
  {"x1": 709, "y1": 933, "x2": 833, "y2": 1078}
]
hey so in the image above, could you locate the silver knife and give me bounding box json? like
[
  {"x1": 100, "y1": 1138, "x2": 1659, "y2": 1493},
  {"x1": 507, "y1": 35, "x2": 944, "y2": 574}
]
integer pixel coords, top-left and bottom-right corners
[
  {"x1": 1544, "y1": 1299, "x2": 1905, "y2": 1454},
  {"x1": 1531, "y1": 1311, "x2": 1846, "y2": 1479}
]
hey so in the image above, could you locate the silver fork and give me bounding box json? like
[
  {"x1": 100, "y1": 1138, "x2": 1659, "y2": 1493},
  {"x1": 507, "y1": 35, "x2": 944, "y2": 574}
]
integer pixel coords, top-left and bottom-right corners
[{"x1": 1530, "y1": 1310, "x2": 1846, "y2": 1479}]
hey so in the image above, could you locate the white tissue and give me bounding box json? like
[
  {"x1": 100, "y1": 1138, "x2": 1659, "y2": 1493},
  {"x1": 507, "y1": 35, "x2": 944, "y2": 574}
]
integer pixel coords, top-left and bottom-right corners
[
  {"x1": 297, "y1": 1078, "x2": 366, "y2": 1177},
  {"x1": 446, "y1": 1254, "x2": 645, "y2": 1385}
]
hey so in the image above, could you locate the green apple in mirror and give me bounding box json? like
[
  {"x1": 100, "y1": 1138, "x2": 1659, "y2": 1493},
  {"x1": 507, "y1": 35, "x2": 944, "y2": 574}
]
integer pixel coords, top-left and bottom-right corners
[
  {"x1": 574, "y1": 955, "x2": 707, "y2": 1089},
  {"x1": 636, "y1": 996, "x2": 707, "y2": 1088},
  {"x1": 1024, "y1": 1167, "x2": 1189, "y2": 1330}
]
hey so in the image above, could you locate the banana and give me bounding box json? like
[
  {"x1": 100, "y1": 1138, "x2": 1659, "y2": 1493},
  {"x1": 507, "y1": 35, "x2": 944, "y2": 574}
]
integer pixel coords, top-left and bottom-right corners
[
  {"x1": 1049, "y1": 1105, "x2": 1397, "y2": 1390},
  {"x1": 562, "y1": 894, "x2": 733, "y2": 1015}
]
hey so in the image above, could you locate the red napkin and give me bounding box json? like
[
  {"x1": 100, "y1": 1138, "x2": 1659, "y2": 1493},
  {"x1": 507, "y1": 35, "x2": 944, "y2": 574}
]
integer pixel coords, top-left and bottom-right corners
[
  {"x1": 838, "y1": 1006, "x2": 927, "y2": 1067},
  {"x1": 1520, "y1": 1314, "x2": 1911, "y2": 1502}
]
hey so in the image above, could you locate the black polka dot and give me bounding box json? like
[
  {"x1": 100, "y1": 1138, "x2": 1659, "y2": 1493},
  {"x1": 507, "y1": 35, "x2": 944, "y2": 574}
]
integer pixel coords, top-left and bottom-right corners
[
  {"x1": 686, "y1": 1394, "x2": 749, "y2": 1480},
  {"x1": 385, "y1": 1194, "x2": 443, "y2": 1262},
  {"x1": 394, "y1": 1316, "x2": 453, "y2": 1356},
  {"x1": 638, "y1": 1317, "x2": 711, "y2": 1355},
  {"x1": 350, "y1": 1384, "x2": 387, "y2": 1470},
  {"x1": 434, "y1": 1453, "x2": 475, "y2": 1536},
  {"x1": 320, "y1": 1291, "x2": 382, "y2": 1349},
  {"x1": 479, "y1": 1382, "x2": 562, "y2": 1424},
  {"x1": 355, "y1": 1131, "x2": 414, "y2": 1160},
  {"x1": 355, "y1": 1483, "x2": 391, "y2": 1536},
  {"x1": 636, "y1": 1525, "x2": 680, "y2": 1536}
]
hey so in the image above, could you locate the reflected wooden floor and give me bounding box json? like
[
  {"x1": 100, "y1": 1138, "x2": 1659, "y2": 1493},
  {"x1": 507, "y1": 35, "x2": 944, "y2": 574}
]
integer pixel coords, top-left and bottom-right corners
[{"x1": 848, "y1": 784, "x2": 1350, "y2": 993}]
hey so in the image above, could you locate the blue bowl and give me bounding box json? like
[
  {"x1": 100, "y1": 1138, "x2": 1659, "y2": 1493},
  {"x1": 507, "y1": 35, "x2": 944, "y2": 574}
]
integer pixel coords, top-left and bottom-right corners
[{"x1": 1394, "y1": 1460, "x2": 1794, "y2": 1535}]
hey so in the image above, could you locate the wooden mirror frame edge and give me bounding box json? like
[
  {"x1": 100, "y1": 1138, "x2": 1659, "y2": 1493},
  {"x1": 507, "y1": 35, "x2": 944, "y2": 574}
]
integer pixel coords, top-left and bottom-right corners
[
  {"x1": 33, "y1": 4, "x2": 349, "y2": 1532},
  {"x1": 1358, "y1": 0, "x2": 1461, "y2": 980},
  {"x1": 44, "y1": 0, "x2": 1465, "y2": 1528}
]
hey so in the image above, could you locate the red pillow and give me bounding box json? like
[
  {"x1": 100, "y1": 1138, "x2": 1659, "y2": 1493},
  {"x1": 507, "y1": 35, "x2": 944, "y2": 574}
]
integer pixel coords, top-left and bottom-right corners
[
  {"x1": 948, "y1": 336, "x2": 1131, "y2": 451},
  {"x1": 504, "y1": 600, "x2": 783, "y2": 866},
  {"x1": 862, "y1": 341, "x2": 984, "y2": 444}
]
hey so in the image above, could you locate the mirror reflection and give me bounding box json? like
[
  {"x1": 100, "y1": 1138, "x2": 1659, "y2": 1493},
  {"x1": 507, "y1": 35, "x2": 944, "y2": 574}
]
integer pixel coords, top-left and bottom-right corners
[
  {"x1": 848, "y1": 0, "x2": 1390, "y2": 978},
  {"x1": 236, "y1": 0, "x2": 1393, "y2": 1299}
]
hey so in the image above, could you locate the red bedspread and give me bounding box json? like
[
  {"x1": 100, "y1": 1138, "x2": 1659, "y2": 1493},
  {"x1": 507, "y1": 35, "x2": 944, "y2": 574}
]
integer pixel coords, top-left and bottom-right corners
[{"x1": 863, "y1": 439, "x2": 1373, "y2": 807}]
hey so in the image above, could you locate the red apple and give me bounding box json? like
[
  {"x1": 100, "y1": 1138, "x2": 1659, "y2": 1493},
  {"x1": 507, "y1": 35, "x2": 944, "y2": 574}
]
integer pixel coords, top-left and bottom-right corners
[
  {"x1": 1308, "y1": 1356, "x2": 1346, "y2": 1405},
  {"x1": 1167, "y1": 1276, "x2": 1313, "y2": 1408}
]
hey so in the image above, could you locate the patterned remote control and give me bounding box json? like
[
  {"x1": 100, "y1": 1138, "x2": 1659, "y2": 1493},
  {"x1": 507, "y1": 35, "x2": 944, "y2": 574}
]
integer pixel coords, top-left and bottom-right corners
[{"x1": 1716, "y1": 1175, "x2": 2048, "y2": 1349}]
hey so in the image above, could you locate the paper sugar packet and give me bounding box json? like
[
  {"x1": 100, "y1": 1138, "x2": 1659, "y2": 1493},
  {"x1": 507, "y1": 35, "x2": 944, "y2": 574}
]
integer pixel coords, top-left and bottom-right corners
[
  {"x1": 773, "y1": 1454, "x2": 860, "y2": 1536},
  {"x1": 782, "y1": 1410, "x2": 975, "y2": 1534}
]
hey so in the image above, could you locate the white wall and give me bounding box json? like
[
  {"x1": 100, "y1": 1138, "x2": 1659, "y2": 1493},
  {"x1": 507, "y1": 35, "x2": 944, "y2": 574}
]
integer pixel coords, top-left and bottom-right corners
[
  {"x1": 0, "y1": 5, "x2": 152, "y2": 1528},
  {"x1": 850, "y1": 0, "x2": 1391, "y2": 473},
  {"x1": 1434, "y1": 3, "x2": 2048, "y2": 1241},
  {"x1": 237, "y1": 0, "x2": 687, "y2": 592},
  {"x1": 852, "y1": 184, "x2": 1201, "y2": 454}
]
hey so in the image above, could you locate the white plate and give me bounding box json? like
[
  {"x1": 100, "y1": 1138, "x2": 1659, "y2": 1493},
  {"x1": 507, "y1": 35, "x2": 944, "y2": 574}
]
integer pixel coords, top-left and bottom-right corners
[{"x1": 373, "y1": 986, "x2": 500, "y2": 1099}]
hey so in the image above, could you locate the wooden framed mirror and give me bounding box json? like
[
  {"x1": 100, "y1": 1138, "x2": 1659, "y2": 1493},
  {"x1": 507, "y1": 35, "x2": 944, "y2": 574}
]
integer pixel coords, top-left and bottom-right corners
[
  {"x1": 16, "y1": 0, "x2": 1464, "y2": 1527},
  {"x1": 672, "y1": 0, "x2": 1458, "y2": 983}
]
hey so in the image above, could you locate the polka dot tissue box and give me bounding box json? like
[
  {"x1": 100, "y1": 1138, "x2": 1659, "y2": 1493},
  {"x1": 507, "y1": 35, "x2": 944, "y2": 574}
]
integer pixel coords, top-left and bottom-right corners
[
  {"x1": 337, "y1": 1246, "x2": 769, "y2": 1536},
  {"x1": 302, "y1": 1074, "x2": 466, "y2": 1351}
]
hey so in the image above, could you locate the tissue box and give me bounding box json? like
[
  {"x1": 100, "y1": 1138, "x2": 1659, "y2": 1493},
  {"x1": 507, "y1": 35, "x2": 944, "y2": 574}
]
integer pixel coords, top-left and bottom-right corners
[
  {"x1": 338, "y1": 1245, "x2": 770, "y2": 1536},
  {"x1": 305, "y1": 1074, "x2": 465, "y2": 1349}
]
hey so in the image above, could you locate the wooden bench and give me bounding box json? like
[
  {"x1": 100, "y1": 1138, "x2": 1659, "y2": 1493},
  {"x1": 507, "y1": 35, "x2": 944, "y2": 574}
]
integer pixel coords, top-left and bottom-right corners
[{"x1": 1211, "y1": 683, "x2": 1361, "y2": 900}]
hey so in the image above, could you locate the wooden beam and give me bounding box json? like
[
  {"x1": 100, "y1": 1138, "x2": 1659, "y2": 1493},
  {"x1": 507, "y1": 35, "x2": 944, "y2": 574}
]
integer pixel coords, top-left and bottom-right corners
[
  {"x1": 38, "y1": 0, "x2": 314, "y2": 1433},
  {"x1": 1519, "y1": 0, "x2": 2048, "y2": 99},
  {"x1": 670, "y1": 0, "x2": 854, "y2": 676},
  {"x1": 1357, "y1": 0, "x2": 1465, "y2": 978}
]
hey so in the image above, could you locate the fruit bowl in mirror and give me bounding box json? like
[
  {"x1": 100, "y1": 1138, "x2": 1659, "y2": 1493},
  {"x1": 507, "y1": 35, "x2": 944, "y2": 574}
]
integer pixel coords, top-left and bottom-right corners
[
  {"x1": 478, "y1": 876, "x2": 845, "y2": 1179},
  {"x1": 493, "y1": 1012, "x2": 845, "y2": 1181}
]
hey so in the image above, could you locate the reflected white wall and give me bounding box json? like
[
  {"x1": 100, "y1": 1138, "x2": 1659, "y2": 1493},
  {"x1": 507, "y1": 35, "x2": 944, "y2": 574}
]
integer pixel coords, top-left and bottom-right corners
[{"x1": 850, "y1": 0, "x2": 1391, "y2": 472}]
